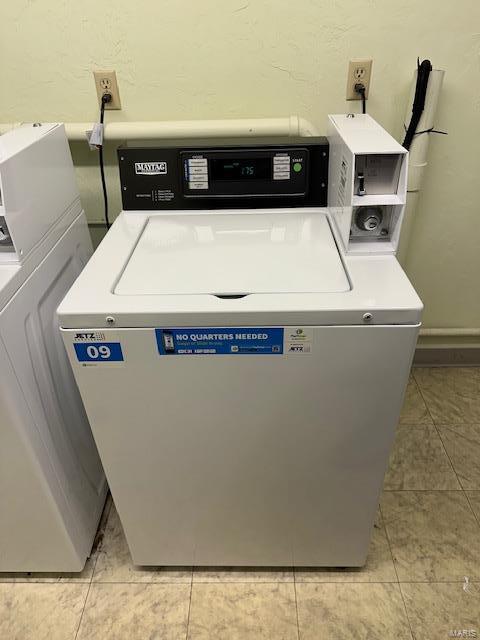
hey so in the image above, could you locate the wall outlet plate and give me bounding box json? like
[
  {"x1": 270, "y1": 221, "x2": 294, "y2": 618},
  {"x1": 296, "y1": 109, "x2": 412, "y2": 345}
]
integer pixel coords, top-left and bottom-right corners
[
  {"x1": 93, "y1": 70, "x2": 121, "y2": 110},
  {"x1": 346, "y1": 59, "x2": 373, "y2": 100}
]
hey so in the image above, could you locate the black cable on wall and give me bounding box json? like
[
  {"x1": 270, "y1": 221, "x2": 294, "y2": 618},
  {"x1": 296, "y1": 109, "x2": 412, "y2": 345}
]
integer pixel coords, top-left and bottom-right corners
[
  {"x1": 403, "y1": 59, "x2": 432, "y2": 150},
  {"x1": 98, "y1": 93, "x2": 112, "y2": 229}
]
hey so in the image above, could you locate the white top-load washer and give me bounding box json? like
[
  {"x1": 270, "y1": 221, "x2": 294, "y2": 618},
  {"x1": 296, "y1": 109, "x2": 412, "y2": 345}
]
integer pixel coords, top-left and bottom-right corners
[
  {"x1": 59, "y1": 115, "x2": 422, "y2": 567},
  {"x1": 0, "y1": 124, "x2": 107, "y2": 572}
]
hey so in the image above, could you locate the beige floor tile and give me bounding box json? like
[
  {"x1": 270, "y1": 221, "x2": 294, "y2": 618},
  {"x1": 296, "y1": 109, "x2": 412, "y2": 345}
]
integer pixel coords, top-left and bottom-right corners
[
  {"x1": 381, "y1": 491, "x2": 480, "y2": 581},
  {"x1": 296, "y1": 583, "x2": 412, "y2": 640},
  {"x1": 92, "y1": 505, "x2": 192, "y2": 583},
  {"x1": 295, "y1": 511, "x2": 396, "y2": 583},
  {"x1": 438, "y1": 424, "x2": 480, "y2": 489},
  {"x1": 187, "y1": 583, "x2": 298, "y2": 640},
  {"x1": 384, "y1": 424, "x2": 460, "y2": 490},
  {"x1": 193, "y1": 567, "x2": 293, "y2": 583},
  {"x1": 414, "y1": 367, "x2": 480, "y2": 424},
  {"x1": 77, "y1": 583, "x2": 190, "y2": 640},
  {"x1": 465, "y1": 491, "x2": 480, "y2": 521},
  {"x1": 401, "y1": 582, "x2": 480, "y2": 640},
  {"x1": 0, "y1": 583, "x2": 88, "y2": 640},
  {"x1": 399, "y1": 375, "x2": 432, "y2": 425}
]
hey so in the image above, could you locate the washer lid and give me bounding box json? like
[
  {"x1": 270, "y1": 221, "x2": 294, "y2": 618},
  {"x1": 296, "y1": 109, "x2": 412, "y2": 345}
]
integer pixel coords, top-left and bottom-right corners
[{"x1": 114, "y1": 211, "x2": 350, "y2": 296}]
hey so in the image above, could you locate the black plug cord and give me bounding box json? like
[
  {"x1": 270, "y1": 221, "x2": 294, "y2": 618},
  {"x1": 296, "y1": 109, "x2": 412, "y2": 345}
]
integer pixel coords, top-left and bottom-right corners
[
  {"x1": 402, "y1": 58, "x2": 432, "y2": 150},
  {"x1": 99, "y1": 93, "x2": 112, "y2": 229},
  {"x1": 355, "y1": 83, "x2": 366, "y2": 114}
]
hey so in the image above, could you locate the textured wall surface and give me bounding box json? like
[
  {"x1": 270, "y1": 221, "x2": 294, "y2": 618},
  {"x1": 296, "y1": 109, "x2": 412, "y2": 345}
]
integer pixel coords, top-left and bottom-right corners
[{"x1": 0, "y1": 0, "x2": 479, "y2": 335}]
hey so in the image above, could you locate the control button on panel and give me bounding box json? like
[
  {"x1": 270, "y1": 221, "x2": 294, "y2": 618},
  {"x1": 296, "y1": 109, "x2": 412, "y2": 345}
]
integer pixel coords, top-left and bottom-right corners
[
  {"x1": 188, "y1": 158, "x2": 208, "y2": 166},
  {"x1": 189, "y1": 181, "x2": 209, "y2": 190},
  {"x1": 293, "y1": 162, "x2": 303, "y2": 172},
  {"x1": 189, "y1": 166, "x2": 209, "y2": 176},
  {"x1": 273, "y1": 171, "x2": 290, "y2": 180}
]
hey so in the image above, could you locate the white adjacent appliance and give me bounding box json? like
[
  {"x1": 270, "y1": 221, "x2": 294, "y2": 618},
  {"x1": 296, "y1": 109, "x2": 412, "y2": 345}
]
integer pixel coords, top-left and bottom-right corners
[
  {"x1": 59, "y1": 115, "x2": 421, "y2": 567},
  {"x1": 0, "y1": 124, "x2": 107, "y2": 572}
]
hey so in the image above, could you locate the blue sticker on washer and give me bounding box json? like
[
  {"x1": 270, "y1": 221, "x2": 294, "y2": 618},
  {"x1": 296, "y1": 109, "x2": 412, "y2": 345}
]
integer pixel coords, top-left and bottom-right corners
[
  {"x1": 74, "y1": 342, "x2": 124, "y2": 362},
  {"x1": 156, "y1": 328, "x2": 284, "y2": 355}
]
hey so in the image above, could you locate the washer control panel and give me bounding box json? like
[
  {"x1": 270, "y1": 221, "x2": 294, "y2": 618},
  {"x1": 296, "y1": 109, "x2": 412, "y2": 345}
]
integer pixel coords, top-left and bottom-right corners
[
  {"x1": 182, "y1": 148, "x2": 308, "y2": 198},
  {"x1": 118, "y1": 137, "x2": 328, "y2": 210}
]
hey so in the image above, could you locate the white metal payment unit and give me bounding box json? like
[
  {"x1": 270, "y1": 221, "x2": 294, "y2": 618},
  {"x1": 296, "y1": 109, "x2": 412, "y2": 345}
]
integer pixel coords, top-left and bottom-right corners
[
  {"x1": 0, "y1": 124, "x2": 107, "y2": 572},
  {"x1": 59, "y1": 115, "x2": 421, "y2": 567}
]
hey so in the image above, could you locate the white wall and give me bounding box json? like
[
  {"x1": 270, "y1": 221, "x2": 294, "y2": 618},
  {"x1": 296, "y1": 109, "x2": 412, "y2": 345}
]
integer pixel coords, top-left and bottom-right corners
[{"x1": 0, "y1": 0, "x2": 479, "y2": 338}]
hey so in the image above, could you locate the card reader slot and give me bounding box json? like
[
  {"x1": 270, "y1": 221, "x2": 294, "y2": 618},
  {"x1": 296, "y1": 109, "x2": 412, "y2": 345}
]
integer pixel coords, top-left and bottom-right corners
[{"x1": 213, "y1": 293, "x2": 249, "y2": 299}]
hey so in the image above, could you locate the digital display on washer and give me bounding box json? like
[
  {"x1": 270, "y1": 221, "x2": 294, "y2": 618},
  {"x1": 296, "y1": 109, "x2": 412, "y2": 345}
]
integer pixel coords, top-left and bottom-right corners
[{"x1": 211, "y1": 157, "x2": 271, "y2": 181}]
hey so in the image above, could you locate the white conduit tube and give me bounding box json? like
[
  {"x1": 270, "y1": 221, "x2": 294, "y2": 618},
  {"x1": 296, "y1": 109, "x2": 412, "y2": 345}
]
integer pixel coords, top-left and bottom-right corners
[
  {"x1": 0, "y1": 116, "x2": 320, "y2": 140},
  {"x1": 397, "y1": 68, "x2": 467, "y2": 340},
  {"x1": 420, "y1": 328, "x2": 480, "y2": 337},
  {"x1": 397, "y1": 68, "x2": 445, "y2": 264}
]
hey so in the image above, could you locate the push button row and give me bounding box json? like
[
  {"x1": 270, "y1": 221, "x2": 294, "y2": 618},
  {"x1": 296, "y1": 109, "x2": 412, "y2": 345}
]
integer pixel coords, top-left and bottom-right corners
[
  {"x1": 273, "y1": 155, "x2": 290, "y2": 181},
  {"x1": 187, "y1": 158, "x2": 209, "y2": 189}
]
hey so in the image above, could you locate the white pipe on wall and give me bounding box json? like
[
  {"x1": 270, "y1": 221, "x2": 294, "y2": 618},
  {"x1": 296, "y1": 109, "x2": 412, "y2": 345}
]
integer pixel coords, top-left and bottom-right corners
[
  {"x1": 397, "y1": 68, "x2": 445, "y2": 264},
  {"x1": 297, "y1": 117, "x2": 320, "y2": 137},
  {"x1": 420, "y1": 328, "x2": 480, "y2": 337},
  {"x1": 0, "y1": 116, "x2": 320, "y2": 141},
  {"x1": 0, "y1": 122, "x2": 21, "y2": 134},
  {"x1": 406, "y1": 69, "x2": 445, "y2": 192}
]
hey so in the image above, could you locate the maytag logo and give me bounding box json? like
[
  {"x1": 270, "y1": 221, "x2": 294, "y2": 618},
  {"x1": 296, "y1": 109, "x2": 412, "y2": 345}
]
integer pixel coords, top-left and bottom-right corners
[{"x1": 135, "y1": 162, "x2": 167, "y2": 176}]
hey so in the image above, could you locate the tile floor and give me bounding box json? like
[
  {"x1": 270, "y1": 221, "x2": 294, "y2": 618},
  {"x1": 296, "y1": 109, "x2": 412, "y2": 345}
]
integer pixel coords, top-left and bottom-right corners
[{"x1": 1, "y1": 367, "x2": 479, "y2": 639}]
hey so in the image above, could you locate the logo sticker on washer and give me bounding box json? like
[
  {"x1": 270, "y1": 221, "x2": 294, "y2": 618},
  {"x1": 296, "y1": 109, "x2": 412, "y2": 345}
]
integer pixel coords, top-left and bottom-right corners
[
  {"x1": 73, "y1": 331, "x2": 107, "y2": 342},
  {"x1": 155, "y1": 327, "x2": 313, "y2": 356},
  {"x1": 135, "y1": 161, "x2": 167, "y2": 176},
  {"x1": 72, "y1": 331, "x2": 125, "y2": 367},
  {"x1": 285, "y1": 327, "x2": 313, "y2": 354},
  {"x1": 156, "y1": 328, "x2": 284, "y2": 355}
]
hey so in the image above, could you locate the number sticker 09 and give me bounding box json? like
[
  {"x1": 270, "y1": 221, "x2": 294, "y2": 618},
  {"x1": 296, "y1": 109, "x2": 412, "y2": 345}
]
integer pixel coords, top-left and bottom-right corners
[
  {"x1": 74, "y1": 342, "x2": 124, "y2": 363},
  {"x1": 86, "y1": 345, "x2": 111, "y2": 359}
]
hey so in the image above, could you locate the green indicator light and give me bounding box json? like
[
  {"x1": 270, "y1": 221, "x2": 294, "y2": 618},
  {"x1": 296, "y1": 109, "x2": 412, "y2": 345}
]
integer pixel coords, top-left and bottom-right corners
[{"x1": 293, "y1": 162, "x2": 302, "y2": 172}]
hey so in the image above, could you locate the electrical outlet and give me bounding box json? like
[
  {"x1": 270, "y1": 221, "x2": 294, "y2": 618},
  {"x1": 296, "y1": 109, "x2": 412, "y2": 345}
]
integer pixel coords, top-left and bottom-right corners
[
  {"x1": 346, "y1": 59, "x2": 373, "y2": 100},
  {"x1": 93, "y1": 70, "x2": 121, "y2": 110}
]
